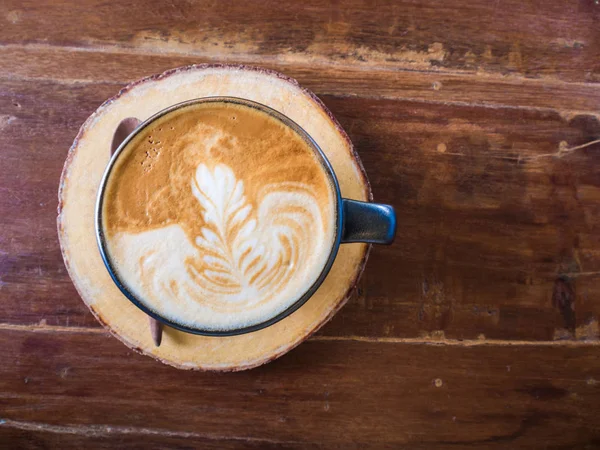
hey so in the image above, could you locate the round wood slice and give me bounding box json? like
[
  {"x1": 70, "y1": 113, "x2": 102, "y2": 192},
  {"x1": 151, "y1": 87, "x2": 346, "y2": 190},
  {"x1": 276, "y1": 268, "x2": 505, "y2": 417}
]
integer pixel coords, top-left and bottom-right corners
[{"x1": 57, "y1": 64, "x2": 371, "y2": 371}]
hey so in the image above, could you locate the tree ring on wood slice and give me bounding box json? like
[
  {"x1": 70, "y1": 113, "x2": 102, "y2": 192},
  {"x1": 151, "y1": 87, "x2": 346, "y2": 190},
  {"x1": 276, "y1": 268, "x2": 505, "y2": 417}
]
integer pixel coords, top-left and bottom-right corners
[{"x1": 57, "y1": 64, "x2": 371, "y2": 371}]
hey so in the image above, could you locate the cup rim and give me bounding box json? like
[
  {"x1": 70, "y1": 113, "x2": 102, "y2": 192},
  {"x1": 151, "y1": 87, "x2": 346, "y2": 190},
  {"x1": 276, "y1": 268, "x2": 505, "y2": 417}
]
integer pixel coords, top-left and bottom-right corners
[{"x1": 95, "y1": 96, "x2": 344, "y2": 337}]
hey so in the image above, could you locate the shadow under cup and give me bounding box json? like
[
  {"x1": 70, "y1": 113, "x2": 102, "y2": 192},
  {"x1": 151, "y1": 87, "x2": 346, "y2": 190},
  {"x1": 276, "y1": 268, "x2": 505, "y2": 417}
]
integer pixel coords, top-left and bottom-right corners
[{"x1": 96, "y1": 97, "x2": 396, "y2": 337}]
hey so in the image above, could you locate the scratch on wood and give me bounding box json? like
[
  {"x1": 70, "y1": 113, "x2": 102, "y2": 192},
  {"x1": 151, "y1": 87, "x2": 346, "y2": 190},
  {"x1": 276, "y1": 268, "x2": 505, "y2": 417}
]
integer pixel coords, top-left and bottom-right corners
[
  {"x1": 1, "y1": 323, "x2": 599, "y2": 347},
  {"x1": 0, "y1": 419, "x2": 301, "y2": 444},
  {"x1": 517, "y1": 139, "x2": 600, "y2": 162},
  {"x1": 313, "y1": 335, "x2": 600, "y2": 347},
  {"x1": 0, "y1": 323, "x2": 107, "y2": 334}
]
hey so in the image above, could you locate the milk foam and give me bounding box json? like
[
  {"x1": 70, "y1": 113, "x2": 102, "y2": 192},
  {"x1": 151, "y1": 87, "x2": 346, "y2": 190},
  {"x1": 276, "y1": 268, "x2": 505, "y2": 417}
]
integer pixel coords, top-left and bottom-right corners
[
  {"x1": 108, "y1": 163, "x2": 334, "y2": 330},
  {"x1": 103, "y1": 102, "x2": 336, "y2": 331}
]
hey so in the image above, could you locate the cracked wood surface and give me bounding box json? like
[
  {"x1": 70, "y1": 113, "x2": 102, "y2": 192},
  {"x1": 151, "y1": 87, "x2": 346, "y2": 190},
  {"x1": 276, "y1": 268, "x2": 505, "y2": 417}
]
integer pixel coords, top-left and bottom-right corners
[{"x1": 1, "y1": 0, "x2": 600, "y2": 447}]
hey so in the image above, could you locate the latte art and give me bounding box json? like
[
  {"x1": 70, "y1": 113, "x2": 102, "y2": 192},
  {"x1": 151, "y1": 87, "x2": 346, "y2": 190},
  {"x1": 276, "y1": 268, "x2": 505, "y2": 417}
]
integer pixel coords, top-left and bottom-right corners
[
  {"x1": 102, "y1": 101, "x2": 337, "y2": 331},
  {"x1": 191, "y1": 163, "x2": 325, "y2": 304}
]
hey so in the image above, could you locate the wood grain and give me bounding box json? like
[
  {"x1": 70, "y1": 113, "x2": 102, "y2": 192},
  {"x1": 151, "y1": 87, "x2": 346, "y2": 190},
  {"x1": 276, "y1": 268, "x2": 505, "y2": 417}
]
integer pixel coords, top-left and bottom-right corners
[
  {"x1": 2, "y1": 72, "x2": 600, "y2": 341},
  {"x1": 1, "y1": 328, "x2": 600, "y2": 448},
  {"x1": 3, "y1": 45, "x2": 600, "y2": 113},
  {"x1": 2, "y1": 0, "x2": 600, "y2": 446},
  {"x1": 0, "y1": 0, "x2": 599, "y2": 83}
]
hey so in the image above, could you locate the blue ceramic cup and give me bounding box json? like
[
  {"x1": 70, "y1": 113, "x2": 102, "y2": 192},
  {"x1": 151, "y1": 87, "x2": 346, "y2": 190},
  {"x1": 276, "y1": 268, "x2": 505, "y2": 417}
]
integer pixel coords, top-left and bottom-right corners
[{"x1": 96, "y1": 97, "x2": 396, "y2": 337}]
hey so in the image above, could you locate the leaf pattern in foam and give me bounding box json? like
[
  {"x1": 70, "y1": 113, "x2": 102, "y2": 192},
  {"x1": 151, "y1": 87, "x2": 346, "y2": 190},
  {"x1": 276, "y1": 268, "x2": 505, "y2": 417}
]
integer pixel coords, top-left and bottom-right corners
[
  {"x1": 191, "y1": 163, "x2": 325, "y2": 304},
  {"x1": 191, "y1": 163, "x2": 253, "y2": 292}
]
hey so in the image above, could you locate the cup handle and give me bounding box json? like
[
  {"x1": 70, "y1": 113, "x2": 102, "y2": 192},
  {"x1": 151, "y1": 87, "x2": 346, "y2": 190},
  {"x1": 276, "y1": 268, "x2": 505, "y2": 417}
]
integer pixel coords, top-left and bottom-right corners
[{"x1": 341, "y1": 199, "x2": 396, "y2": 244}]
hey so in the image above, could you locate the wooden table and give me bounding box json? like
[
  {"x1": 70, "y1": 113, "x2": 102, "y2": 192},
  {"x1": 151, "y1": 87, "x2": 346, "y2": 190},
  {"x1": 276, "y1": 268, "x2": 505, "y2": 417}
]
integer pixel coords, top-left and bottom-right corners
[{"x1": 1, "y1": 1, "x2": 600, "y2": 447}]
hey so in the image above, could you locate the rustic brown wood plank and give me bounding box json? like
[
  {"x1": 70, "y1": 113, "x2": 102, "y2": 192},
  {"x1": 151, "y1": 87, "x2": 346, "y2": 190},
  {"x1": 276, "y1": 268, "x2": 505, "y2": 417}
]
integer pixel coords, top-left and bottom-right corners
[
  {"x1": 2, "y1": 76, "x2": 600, "y2": 340},
  {"x1": 2, "y1": 46, "x2": 600, "y2": 113},
  {"x1": 0, "y1": 79, "x2": 112, "y2": 329},
  {"x1": 3, "y1": 421, "x2": 594, "y2": 450},
  {"x1": 0, "y1": 0, "x2": 599, "y2": 83},
  {"x1": 1, "y1": 329, "x2": 600, "y2": 447},
  {"x1": 326, "y1": 94, "x2": 600, "y2": 341}
]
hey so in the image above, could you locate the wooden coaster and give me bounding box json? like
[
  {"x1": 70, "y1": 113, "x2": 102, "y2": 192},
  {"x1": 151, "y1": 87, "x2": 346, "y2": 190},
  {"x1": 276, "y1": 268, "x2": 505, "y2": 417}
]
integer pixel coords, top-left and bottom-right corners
[{"x1": 58, "y1": 65, "x2": 370, "y2": 371}]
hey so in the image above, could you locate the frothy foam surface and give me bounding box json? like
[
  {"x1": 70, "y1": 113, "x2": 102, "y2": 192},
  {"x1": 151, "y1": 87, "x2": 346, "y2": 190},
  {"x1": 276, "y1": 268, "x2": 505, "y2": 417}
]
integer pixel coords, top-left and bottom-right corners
[{"x1": 102, "y1": 101, "x2": 337, "y2": 331}]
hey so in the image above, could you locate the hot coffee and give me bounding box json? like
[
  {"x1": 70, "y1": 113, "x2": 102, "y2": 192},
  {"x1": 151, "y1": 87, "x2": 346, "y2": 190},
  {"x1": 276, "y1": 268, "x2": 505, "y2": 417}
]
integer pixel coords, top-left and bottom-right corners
[{"x1": 101, "y1": 101, "x2": 337, "y2": 331}]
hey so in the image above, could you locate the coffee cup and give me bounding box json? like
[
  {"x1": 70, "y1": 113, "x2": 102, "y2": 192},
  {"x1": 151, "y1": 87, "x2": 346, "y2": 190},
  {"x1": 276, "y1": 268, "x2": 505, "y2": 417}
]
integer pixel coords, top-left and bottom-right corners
[{"x1": 96, "y1": 97, "x2": 395, "y2": 336}]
